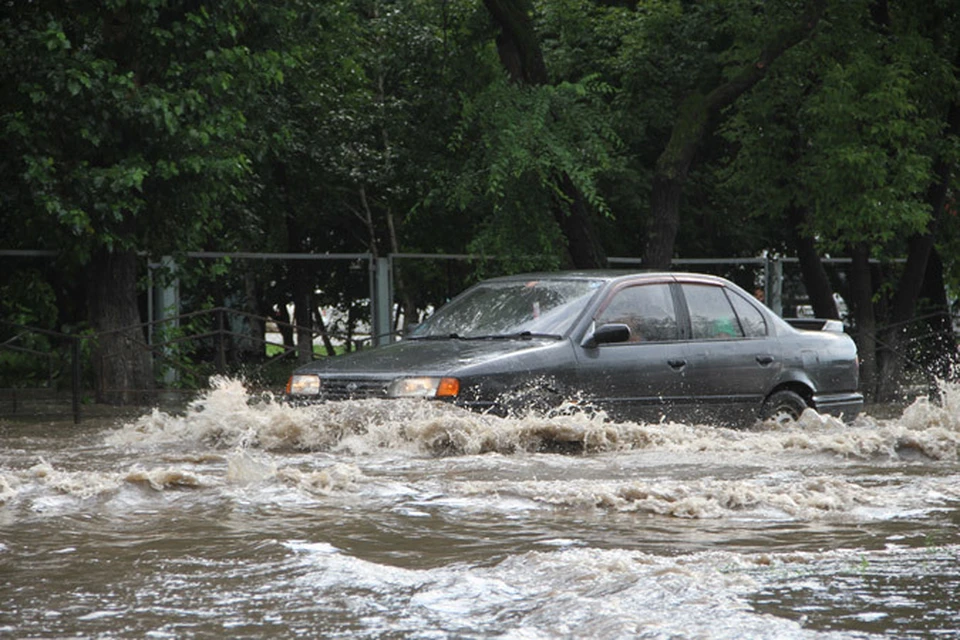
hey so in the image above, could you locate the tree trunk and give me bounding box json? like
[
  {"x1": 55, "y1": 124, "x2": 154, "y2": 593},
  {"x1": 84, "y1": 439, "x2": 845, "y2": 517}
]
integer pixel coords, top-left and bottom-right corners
[
  {"x1": 275, "y1": 304, "x2": 294, "y2": 350},
  {"x1": 875, "y1": 228, "x2": 936, "y2": 401},
  {"x1": 642, "y1": 1, "x2": 826, "y2": 269},
  {"x1": 87, "y1": 247, "x2": 153, "y2": 404},
  {"x1": 482, "y1": 0, "x2": 549, "y2": 86},
  {"x1": 274, "y1": 161, "x2": 314, "y2": 365},
  {"x1": 556, "y1": 174, "x2": 608, "y2": 270},
  {"x1": 875, "y1": 101, "x2": 959, "y2": 401},
  {"x1": 849, "y1": 244, "x2": 877, "y2": 401},
  {"x1": 788, "y1": 206, "x2": 839, "y2": 319},
  {"x1": 292, "y1": 264, "x2": 314, "y2": 364},
  {"x1": 483, "y1": 0, "x2": 606, "y2": 269},
  {"x1": 644, "y1": 173, "x2": 684, "y2": 270},
  {"x1": 313, "y1": 306, "x2": 338, "y2": 357},
  {"x1": 919, "y1": 248, "x2": 957, "y2": 383}
]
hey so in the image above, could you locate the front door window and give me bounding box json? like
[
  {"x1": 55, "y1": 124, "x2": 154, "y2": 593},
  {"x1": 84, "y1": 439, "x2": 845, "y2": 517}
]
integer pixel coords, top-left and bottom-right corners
[{"x1": 596, "y1": 283, "x2": 678, "y2": 342}]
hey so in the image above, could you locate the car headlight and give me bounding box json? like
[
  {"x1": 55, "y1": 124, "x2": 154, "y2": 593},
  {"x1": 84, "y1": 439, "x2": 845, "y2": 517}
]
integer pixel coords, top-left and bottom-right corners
[
  {"x1": 387, "y1": 377, "x2": 460, "y2": 398},
  {"x1": 286, "y1": 374, "x2": 321, "y2": 396}
]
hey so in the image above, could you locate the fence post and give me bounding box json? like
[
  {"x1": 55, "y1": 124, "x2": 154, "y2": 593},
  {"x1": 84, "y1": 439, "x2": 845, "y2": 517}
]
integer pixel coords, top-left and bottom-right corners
[
  {"x1": 374, "y1": 257, "x2": 392, "y2": 346},
  {"x1": 153, "y1": 255, "x2": 180, "y2": 385},
  {"x1": 71, "y1": 337, "x2": 81, "y2": 424},
  {"x1": 768, "y1": 257, "x2": 783, "y2": 317},
  {"x1": 216, "y1": 309, "x2": 226, "y2": 374}
]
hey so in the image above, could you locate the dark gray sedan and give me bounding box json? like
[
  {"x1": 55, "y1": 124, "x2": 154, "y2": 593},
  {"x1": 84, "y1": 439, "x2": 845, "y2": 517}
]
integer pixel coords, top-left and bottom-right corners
[{"x1": 286, "y1": 271, "x2": 863, "y2": 425}]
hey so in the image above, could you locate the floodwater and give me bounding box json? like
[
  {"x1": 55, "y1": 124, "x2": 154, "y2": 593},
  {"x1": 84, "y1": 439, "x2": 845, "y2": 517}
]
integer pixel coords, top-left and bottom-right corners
[{"x1": 1, "y1": 378, "x2": 958, "y2": 639}]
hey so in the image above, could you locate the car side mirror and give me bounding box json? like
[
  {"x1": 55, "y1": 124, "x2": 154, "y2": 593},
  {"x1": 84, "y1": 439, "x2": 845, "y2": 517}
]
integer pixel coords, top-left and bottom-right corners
[{"x1": 581, "y1": 323, "x2": 631, "y2": 348}]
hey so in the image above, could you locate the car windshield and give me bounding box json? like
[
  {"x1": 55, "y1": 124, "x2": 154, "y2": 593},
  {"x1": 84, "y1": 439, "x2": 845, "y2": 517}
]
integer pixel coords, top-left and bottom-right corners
[{"x1": 410, "y1": 278, "x2": 604, "y2": 339}]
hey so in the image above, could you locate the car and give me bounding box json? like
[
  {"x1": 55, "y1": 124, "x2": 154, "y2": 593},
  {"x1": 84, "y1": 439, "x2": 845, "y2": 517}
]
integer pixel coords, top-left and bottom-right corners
[{"x1": 285, "y1": 271, "x2": 863, "y2": 425}]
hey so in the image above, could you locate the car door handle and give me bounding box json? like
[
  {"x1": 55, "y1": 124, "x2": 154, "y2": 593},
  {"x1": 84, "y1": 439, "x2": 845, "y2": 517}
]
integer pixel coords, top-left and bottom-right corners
[
  {"x1": 756, "y1": 355, "x2": 775, "y2": 366},
  {"x1": 667, "y1": 358, "x2": 687, "y2": 370}
]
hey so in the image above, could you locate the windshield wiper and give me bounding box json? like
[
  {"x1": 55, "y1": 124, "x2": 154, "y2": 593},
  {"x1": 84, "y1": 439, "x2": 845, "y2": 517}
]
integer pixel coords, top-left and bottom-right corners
[
  {"x1": 469, "y1": 332, "x2": 562, "y2": 340},
  {"x1": 410, "y1": 331, "x2": 561, "y2": 341}
]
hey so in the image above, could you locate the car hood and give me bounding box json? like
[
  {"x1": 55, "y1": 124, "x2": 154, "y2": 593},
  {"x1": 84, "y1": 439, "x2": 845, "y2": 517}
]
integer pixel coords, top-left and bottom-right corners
[{"x1": 295, "y1": 337, "x2": 562, "y2": 377}]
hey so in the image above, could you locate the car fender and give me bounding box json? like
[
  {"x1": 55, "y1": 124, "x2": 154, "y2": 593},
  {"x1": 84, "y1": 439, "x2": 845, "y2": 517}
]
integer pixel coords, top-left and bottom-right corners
[
  {"x1": 767, "y1": 367, "x2": 817, "y2": 400},
  {"x1": 452, "y1": 340, "x2": 579, "y2": 403}
]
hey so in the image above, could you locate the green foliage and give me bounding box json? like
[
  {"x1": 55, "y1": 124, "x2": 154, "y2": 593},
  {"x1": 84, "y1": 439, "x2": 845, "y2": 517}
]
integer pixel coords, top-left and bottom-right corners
[
  {"x1": 448, "y1": 74, "x2": 620, "y2": 262},
  {"x1": 0, "y1": 270, "x2": 59, "y2": 329},
  {"x1": 3, "y1": 0, "x2": 960, "y2": 398},
  {"x1": 801, "y1": 53, "x2": 938, "y2": 246},
  {"x1": 0, "y1": 0, "x2": 293, "y2": 261},
  {"x1": 718, "y1": 0, "x2": 953, "y2": 255}
]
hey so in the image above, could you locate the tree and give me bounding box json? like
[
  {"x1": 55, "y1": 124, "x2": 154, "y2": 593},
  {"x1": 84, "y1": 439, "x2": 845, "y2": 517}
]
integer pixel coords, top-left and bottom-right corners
[
  {"x1": 476, "y1": 0, "x2": 613, "y2": 269},
  {"x1": 641, "y1": 0, "x2": 827, "y2": 269},
  {"x1": 718, "y1": 0, "x2": 960, "y2": 399},
  {"x1": 1, "y1": 1, "x2": 292, "y2": 401}
]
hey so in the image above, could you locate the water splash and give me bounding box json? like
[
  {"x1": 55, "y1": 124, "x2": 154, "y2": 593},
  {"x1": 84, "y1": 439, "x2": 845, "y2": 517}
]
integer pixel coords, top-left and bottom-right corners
[
  {"x1": 0, "y1": 473, "x2": 20, "y2": 505},
  {"x1": 453, "y1": 474, "x2": 918, "y2": 521},
  {"x1": 124, "y1": 466, "x2": 205, "y2": 491},
  {"x1": 281, "y1": 541, "x2": 833, "y2": 639},
  {"x1": 102, "y1": 377, "x2": 960, "y2": 462}
]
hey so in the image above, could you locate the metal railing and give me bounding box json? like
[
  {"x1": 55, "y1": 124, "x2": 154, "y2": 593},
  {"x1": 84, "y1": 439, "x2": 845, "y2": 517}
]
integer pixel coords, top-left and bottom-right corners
[
  {"x1": 0, "y1": 308, "x2": 362, "y2": 423},
  {"x1": 1, "y1": 252, "x2": 952, "y2": 420}
]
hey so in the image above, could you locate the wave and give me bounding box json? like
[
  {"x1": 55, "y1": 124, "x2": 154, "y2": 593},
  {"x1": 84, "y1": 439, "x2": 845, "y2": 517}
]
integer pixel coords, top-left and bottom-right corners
[
  {"x1": 280, "y1": 540, "x2": 876, "y2": 639},
  {"x1": 452, "y1": 473, "x2": 960, "y2": 521},
  {"x1": 102, "y1": 377, "x2": 960, "y2": 461},
  {"x1": 0, "y1": 449, "x2": 365, "y2": 517}
]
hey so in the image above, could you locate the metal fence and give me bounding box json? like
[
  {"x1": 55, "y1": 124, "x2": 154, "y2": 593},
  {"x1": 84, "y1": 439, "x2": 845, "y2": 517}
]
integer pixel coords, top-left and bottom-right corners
[
  {"x1": 0, "y1": 307, "x2": 355, "y2": 423},
  {"x1": 0, "y1": 252, "x2": 949, "y2": 420}
]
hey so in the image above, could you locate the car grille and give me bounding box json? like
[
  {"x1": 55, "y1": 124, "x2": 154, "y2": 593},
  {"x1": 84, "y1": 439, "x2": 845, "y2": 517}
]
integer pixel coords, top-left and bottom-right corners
[{"x1": 321, "y1": 378, "x2": 389, "y2": 400}]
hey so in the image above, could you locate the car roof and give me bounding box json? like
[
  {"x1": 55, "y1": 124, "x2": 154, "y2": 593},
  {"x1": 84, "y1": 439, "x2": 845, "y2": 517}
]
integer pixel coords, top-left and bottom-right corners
[{"x1": 482, "y1": 270, "x2": 733, "y2": 286}]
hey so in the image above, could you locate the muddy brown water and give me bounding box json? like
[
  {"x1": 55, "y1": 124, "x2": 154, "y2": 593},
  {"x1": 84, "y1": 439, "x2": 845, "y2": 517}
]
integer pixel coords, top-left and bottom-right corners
[{"x1": 1, "y1": 378, "x2": 958, "y2": 638}]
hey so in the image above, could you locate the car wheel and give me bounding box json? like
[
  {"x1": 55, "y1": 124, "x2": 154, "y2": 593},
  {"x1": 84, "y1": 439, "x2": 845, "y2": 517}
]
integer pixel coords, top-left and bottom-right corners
[{"x1": 761, "y1": 389, "x2": 808, "y2": 425}]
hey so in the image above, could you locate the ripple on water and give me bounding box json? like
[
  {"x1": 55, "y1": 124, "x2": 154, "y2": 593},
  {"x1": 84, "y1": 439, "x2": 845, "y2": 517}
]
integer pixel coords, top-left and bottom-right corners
[{"x1": 2, "y1": 376, "x2": 958, "y2": 639}]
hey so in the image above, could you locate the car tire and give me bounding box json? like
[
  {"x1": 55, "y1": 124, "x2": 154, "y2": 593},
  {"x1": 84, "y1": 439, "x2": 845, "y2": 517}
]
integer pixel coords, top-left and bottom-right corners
[{"x1": 760, "y1": 389, "x2": 808, "y2": 425}]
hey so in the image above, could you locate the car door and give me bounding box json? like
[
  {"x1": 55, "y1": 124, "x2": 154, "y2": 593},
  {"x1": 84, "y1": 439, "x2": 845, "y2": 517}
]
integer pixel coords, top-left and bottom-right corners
[
  {"x1": 677, "y1": 282, "x2": 782, "y2": 423},
  {"x1": 574, "y1": 282, "x2": 695, "y2": 422}
]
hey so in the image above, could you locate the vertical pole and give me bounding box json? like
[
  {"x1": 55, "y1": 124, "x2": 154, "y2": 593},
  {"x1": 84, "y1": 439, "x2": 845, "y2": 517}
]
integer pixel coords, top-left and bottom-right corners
[
  {"x1": 770, "y1": 257, "x2": 784, "y2": 317},
  {"x1": 367, "y1": 256, "x2": 377, "y2": 349},
  {"x1": 389, "y1": 254, "x2": 396, "y2": 333},
  {"x1": 763, "y1": 255, "x2": 771, "y2": 308},
  {"x1": 72, "y1": 337, "x2": 81, "y2": 424},
  {"x1": 154, "y1": 256, "x2": 180, "y2": 385},
  {"x1": 375, "y1": 257, "x2": 392, "y2": 346},
  {"x1": 147, "y1": 261, "x2": 155, "y2": 346},
  {"x1": 216, "y1": 309, "x2": 226, "y2": 374}
]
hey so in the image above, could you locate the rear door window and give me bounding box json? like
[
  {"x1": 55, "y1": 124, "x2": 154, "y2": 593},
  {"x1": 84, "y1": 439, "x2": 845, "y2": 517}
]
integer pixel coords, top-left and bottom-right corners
[
  {"x1": 682, "y1": 284, "x2": 743, "y2": 339},
  {"x1": 728, "y1": 291, "x2": 767, "y2": 337}
]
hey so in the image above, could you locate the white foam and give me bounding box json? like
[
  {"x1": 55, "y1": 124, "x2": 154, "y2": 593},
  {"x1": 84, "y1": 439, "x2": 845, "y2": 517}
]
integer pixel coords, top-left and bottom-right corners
[
  {"x1": 100, "y1": 376, "x2": 960, "y2": 464},
  {"x1": 124, "y1": 465, "x2": 206, "y2": 491},
  {"x1": 27, "y1": 459, "x2": 124, "y2": 499},
  {"x1": 453, "y1": 469, "x2": 960, "y2": 522},
  {"x1": 226, "y1": 450, "x2": 277, "y2": 485},
  {"x1": 279, "y1": 541, "x2": 835, "y2": 639},
  {"x1": 0, "y1": 473, "x2": 20, "y2": 505},
  {"x1": 275, "y1": 463, "x2": 363, "y2": 496}
]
